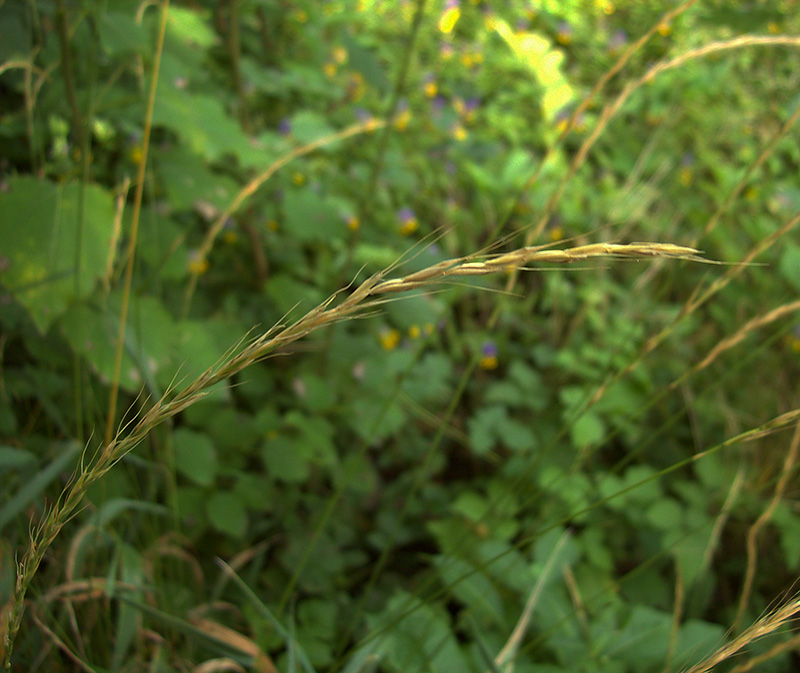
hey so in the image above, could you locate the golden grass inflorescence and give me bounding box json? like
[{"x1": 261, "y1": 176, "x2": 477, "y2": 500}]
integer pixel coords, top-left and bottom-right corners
[{"x1": 3, "y1": 240, "x2": 706, "y2": 666}]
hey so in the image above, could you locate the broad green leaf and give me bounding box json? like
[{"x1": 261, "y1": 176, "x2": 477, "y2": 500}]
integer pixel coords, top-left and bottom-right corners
[
  {"x1": 569, "y1": 411, "x2": 605, "y2": 449},
  {"x1": 609, "y1": 605, "x2": 671, "y2": 669},
  {"x1": 433, "y1": 555, "x2": 505, "y2": 624},
  {"x1": 59, "y1": 293, "x2": 175, "y2": 395},
  {"x1": 673, "y1": 619, "x2": 726, "y2": 670},
  {"x1": 0, "y1": 446, "x2": 36, "y2": 470},
  {"x1": 174, "y1": 428, "x2": 218, "y2": 486},
  {"x1": 493, "y1": 20, "x2": 574, "y2": 121},
  {"x1": 283, "y1": 189, "x2": 341, "y2": 243},
  {"x1": 206, "y1": 490, "x2": 248, "y2": 538},
  {"x1": 266, "y1": 273, "x2": 325, "y2": 317},
  {"x1": 468, "y1": 406, "x2": 506, "y2": 455},
  {"x1": 166, "y1": 6, "x2": 217, "y2": 48},
  {"x1": 368, "y1": 591, "x2": 469, "y2": 673},
  {"x1": 779, "y1": 242, "x2": 800, "y2": 292},
  {"x1": 290, "y1": 110, "x2": 335, "y2": 145},
  {"x1": 261, "y1": 434, "x2": 311, "y2": 483},
  {"x1": 645, "y1": 498, "x2": 683, "y2": 531},
  {"x1": 99, "y1": 11, "x2": 149, "y2": 56},
  {"x1": 153, "y1": 87, "x2": 250, "y2": 162},
  {"x1": 0, "y1": 177, "x2": 115, "y2": 332},
  {"x1": 0, "y1": 440, "x2": 81, "y2": 531},
  {"x1": 156, "y1": 145, "x2": 239, "y2": 211}
]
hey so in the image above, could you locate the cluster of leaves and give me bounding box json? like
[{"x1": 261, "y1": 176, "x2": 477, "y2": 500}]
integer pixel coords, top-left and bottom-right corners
[{"x1": 2, "y1": 0, "x2": 800, "y2": 671}]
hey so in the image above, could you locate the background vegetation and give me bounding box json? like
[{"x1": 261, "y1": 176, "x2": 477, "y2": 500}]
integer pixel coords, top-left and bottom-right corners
[{"x1": 2, "y1": 0, "x2": 800, "y2": 671}]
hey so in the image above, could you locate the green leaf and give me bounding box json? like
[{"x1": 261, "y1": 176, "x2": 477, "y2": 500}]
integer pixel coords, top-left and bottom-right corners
[
  {"x1": 468, "y1": 406, "x2": 505, "y2": 455},
  {"x1": 283, "y1": 189, "x2": 341, "y2": 243},
  {"x1": 433, "y1": 555, "x2": 505, "y2": 623},
  {"x1": 778, "y1": 242, "x2": 800, "y2": 292},
  {"x1": 493, "y1": 21, "x2": 574, "y2": 121},
  {"x1": 152, "y1": 87, "x2": 250, "y2": 162},
  {"x1": 261, "y1": 434, "x2": 311, "y2": 483},
  {"x1": 166, "y1": 6, "x2": 217, "y2": 48},
  {"x1": 156, "y1": 145, "x2": 239, "y2": 211},
  {"x1": 59, "y1": 293, "x2": 175, "y2": 395},
  {"x1": 369, "y1": 591, "x2": 469, "y2": 673},
  {"x1": 608, "y1": 605, "x2": 671, "y2": 669},
  {"x1": 0, "y1": 446, "x2": 36, "y2": 470},
  {"x1": 569, "y1": 412, "x2": 605, "y2": 449},
  {"x1": 206, "y1": 490, "x2": 248, "y2": 538},
  {"x1": 673, "y1": 619, "x2": 726, "y2": 670},
  {"x1": 0, "y1": 177, "x2": 116, "y2": 332},
  {"x1": 0, "y1": 441, "x2": 81, "y2": 531},
  {"x1": 173, "y1": 428, "x2": 218, "y2": 486},
  {"x1": 99, "y1": 11, "x2": 149, "y2": 56},
  {"x1": 290, "y1": 111, "x2": 335, "y2": 145},
  {"x1": 266, "y1": 273, "x2": 325, "y2": 317},
  {"x1": 645, "y1": 498, "x2": 683, "y2": 531}
]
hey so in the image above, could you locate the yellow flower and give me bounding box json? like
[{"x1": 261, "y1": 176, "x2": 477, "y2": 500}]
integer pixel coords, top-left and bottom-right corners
[
  {"x1": 324, "y1": 62, "x2": 337, "y2": 78},
  {"x1": 394, "y1": 106, "x2": 411, "y2": 131},
  {"x1": 346, "y1": 214, "x2": 360, "y2": 231},
  {"x1": 549, "y1": 226, "x2": 564, "y2": 241},
  {"x1": 398, "y1": 207, "x2": 418, "y2": 236},
  {"x1": 596, "y1": 0, "x2": 614, "y2": 14},
  {"x1": 292, "y1": 172, "x2": 306, "y2": 186},
  {"x1": 452, "y1": 123, "x2": 467, "y2": 141},
  {"x1": 479, "y1": 342, "x2": 499, "y2": 370},
  {"x1": 379, "y1": 328, "x2": 400, "y2": 350},
  {"x1": 187, "y1": 250, "x2": 209, "y2": 275},
  {"x1": 128, "y1": 144, "x2": 143, "y2": 165},
  {"x1": 332, "y1": 46, "x2": 348, "y2": 64},
  {"x1": 657, "y1": 21, "x2": 671, "y2": 37},
  {"x1": 408, "y1": 325, "x2": 421, "y2": 339},
  {"x1": 678, "y1": 167, "x2": 693, "y2": 187},
  {"x1": 347, "y1": 72, "x2": 366, "y2": 101},
  {"x1": 439, "y1": 2, "x2": 460, "y2": 34}
]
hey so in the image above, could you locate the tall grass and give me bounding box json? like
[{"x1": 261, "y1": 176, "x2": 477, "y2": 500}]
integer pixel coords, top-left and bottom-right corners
[{"x1": 3, "y1": 1, "x2": 800, "y2": 671}]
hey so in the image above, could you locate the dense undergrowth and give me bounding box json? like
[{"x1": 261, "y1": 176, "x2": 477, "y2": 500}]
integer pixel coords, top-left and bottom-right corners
[{"x1": 2, "y1": 1, "x2": 800, "y2": 671}]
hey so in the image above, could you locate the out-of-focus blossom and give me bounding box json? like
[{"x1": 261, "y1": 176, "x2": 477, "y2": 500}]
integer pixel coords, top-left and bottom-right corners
[
  {"x1": 479, "y1": 341, "x2": 499, "y2": 370},
  {"x1": 188, "y1": 249, "x2": 209, "y2": 275},
  {"x1": 398, "y1": 207, "x2": 418, "y2": 236},
  {"x1": 439, "y1": 0, "x2": 460, "y2": 34}
]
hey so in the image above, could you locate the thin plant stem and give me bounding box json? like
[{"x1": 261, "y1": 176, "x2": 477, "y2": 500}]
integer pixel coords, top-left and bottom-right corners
[
  {"x1": 363, "y1": 0, "x2": 428, "y2": 214},
  {"x1": 180, "y1": 117, "x2": 386, "y2": 319},
  {"x1": 103, "y1": 0, "x2": 169, "y2": 447},
  {"x1": 505, "y1": 0, "x2": 700, "y2": 236}
]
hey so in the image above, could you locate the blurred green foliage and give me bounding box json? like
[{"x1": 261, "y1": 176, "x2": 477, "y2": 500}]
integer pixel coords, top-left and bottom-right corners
[{"x1": 2, "y1": 0, "x2": 800, "y2": 671}]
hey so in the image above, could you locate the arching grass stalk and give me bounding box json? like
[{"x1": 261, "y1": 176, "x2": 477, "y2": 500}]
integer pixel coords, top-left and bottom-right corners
[
  {"x1": 104, "y1": 0, "x2": 169, "y2": 446},
  {"x1": 2, "y1": 240, "x2": 706, "y2": 669},
  {"x1": 526, "y1": 34, "x2": 800, "y2": 245}
]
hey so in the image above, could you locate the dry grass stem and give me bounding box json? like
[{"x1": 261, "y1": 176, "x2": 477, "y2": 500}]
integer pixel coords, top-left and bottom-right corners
[
  {"x1": 182, "y1": 117, "x2": 387, "y2": 315},
  {"x1": 3, "y1": 240, "x2": 704, "y2": 667},
  {"x1": 588, "y1": 210, "x2": 800, "y2": 408},
  {"x1": 519, "y1": 0, "x2": 700, "y2": 244},
  {"x1": 493, "y1": 531, "x2": 572, "y2": 673},
  {"x1": 680, "y1": 594, "x2": 800, "y2": 673},
  {"x1": 734, "y1": 421, "x2": 800, "y2": 633},
  {"x1": 527, "y1": 35, "x2": 800, "y2": 245},
  {"x1": 671, "y1": 298, "x2": 800, "y2": 391},
  {"x1": 727, "y1": 630, "x2": 800, "y2": 673}
]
